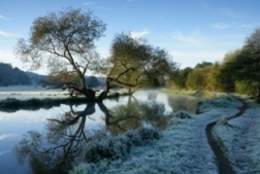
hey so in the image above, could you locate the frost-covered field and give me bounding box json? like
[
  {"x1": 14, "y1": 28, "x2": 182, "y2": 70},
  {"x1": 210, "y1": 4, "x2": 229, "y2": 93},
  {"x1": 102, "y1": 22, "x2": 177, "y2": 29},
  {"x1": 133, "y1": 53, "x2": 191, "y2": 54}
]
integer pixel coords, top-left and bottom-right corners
[
  {"x1": 70, "y1": 97, "x2": 242, "y2": 174},
  {"x1": 213, "y1": 101, "x2": 260, "y2": 173},
  {"x1": 0, "y1": 86, "x2": 69, "y2": 101}
]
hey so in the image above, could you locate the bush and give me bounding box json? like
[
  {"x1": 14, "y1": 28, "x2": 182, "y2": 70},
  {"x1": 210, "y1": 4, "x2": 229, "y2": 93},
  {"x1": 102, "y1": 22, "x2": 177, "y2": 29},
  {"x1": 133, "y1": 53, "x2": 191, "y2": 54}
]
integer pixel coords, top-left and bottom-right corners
[
  {"x1": 84, "y1": 127, "x2": 160, "y2": 163},
  {"x1": 235, "y1": 81, "x2": 258, "y2": 96}
]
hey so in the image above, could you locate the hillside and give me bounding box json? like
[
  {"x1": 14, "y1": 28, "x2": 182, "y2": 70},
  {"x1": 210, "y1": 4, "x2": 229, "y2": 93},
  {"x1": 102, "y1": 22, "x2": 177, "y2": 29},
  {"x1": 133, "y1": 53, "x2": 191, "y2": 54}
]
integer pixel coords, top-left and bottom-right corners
[{"x1": 0, "y1": 63, "x2": 47, "y2": 86}]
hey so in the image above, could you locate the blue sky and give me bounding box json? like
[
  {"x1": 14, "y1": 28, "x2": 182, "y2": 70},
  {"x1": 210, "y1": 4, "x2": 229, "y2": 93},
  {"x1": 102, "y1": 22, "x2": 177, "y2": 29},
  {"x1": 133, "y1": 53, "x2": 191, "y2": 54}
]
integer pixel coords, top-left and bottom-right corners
[{"x1": 0, "y1": 0, "x2": 259, "y2": 74}]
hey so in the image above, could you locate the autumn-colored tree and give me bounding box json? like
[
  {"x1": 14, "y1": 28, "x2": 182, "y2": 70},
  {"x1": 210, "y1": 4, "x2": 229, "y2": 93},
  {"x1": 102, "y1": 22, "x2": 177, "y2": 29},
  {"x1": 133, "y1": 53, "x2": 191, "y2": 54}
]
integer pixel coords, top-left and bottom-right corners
[
  {"x1": 16, "y1": 9, "x2": 106, "y2": 100},
  {"x1": 106, "y1": 33, "x2": 177, "y2": 94}
]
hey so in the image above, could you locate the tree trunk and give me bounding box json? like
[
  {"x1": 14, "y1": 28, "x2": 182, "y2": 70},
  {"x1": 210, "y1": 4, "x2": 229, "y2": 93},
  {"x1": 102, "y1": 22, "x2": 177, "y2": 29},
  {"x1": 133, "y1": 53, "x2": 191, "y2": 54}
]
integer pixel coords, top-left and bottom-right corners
[
  {"x1": 83, "y1": 89, "x2": 96, "y2": 100},
  {"x1": 97, "y1": 101, "x2": 112, "y2": 122},
  {"x1": 97, "y1": 78, "x2": 111, "y2": 100},
  {"x1": 79, "y1": 75, "x2": 96, "y2": 100}
]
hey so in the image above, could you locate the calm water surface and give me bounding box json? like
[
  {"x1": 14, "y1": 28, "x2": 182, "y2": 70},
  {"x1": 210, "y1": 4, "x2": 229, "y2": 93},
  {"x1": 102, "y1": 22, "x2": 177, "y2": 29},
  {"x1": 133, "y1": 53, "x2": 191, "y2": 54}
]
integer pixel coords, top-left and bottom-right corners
[{"x1": 0, "y1": 90, "x2": 200, "y2": 174}]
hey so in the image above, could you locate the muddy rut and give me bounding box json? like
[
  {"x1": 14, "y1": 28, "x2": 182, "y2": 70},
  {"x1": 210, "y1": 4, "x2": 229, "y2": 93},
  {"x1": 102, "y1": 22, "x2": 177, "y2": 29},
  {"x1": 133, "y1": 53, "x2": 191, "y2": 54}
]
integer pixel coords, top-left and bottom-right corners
[{"x1": 205, "y1": 98, "x2": 248, "y2": 174}]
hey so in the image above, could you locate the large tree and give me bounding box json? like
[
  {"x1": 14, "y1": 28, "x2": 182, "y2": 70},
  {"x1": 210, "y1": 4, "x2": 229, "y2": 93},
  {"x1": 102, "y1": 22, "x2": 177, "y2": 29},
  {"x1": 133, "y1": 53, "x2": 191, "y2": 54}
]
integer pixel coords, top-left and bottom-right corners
[
  {"x1": 233, "y1": 29, "x2": 260, "y2": 100},
  {"x1": 105, "y1": 33, "x2": 177, "y2": 94},
  {"x1": 217, "y1": 50, "x2": 241, "y2": 92},
  {"x1": 217, "y1": 29, "x2": 260, "y2": 100},
  {"x1": 16, "y1": 9, "x2": 106, "y2": 99}
]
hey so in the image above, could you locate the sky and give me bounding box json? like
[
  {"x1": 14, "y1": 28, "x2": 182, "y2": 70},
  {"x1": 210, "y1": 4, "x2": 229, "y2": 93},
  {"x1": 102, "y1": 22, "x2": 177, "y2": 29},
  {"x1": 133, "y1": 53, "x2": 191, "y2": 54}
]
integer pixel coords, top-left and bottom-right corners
[{"x1": 0, "y1": 0, "x2": 260, "y2": 74}]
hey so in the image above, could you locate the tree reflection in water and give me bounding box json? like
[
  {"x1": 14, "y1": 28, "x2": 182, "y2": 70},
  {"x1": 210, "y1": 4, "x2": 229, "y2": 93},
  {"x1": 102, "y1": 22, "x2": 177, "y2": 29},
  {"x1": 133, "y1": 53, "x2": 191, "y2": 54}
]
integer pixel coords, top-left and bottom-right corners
[
  {"x1": 167, "y1": 95, "x2": 200, "y2": 114},
  {"x1": 16, "y1": 97, "x2": 170, "y2": 174}
]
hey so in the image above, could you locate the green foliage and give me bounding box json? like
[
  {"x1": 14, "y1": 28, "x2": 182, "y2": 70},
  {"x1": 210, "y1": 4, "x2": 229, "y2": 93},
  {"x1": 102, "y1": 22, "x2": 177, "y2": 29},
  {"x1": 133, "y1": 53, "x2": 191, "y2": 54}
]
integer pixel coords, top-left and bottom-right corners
[
  {"x1": 172, "y1": 67, "x2": 192, "y2": 89},
  {"x1": 47, "y1": 71, "x2": 81, "y2": 87},
  {"x1": 172, "y1": 62, "x2": 222, "y2": 92},
  {"x1": 16, "y1": 9, "x2": 106, "y2": 98},
  {"x1": 216, "y1": 50, "x2": 241, "y2": 92},
  {"x1": 186, "y1": 67, "x2": 208, "y2": 90},
  {"x1": 205, "y1": 64, "x2": 222, "y2": 91},
  {"x1": 195, "y1": 61, "x2": 213, "y2": 69},
  {"x1": 235, "y1": 81, "x2": 258, "y2": 96},
  {"x1": 15, "y1": 8, "x2": 260, "y2": 101},
  {"x1": 185, "y1": 64, "x2": 221, "y2": 91},
  {"x1": 233, "y1": 33, "x2": 260, "y2": 84},
  {"x1": 220, "y1": 29, "x2": 260, "y2": 99},
  {"x1": 176, "y1": 28, "x2": 260, "y2": 101},
  {"x1": 17, "y1": 9, "x2": 106, "y2": 73},
  {"x1": 108, "y1": 33, "x2": 177, "y2": 89},
  {"x1": 109, "y1": 34, "x2": 150, "y2": 88}
]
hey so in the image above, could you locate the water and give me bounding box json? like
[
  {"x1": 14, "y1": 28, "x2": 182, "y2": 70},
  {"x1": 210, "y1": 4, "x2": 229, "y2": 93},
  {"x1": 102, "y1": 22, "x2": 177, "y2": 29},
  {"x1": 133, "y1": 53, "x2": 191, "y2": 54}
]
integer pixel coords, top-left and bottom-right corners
[{"x1": 0, "y1": 90, "x2": 200, "y2": 174}]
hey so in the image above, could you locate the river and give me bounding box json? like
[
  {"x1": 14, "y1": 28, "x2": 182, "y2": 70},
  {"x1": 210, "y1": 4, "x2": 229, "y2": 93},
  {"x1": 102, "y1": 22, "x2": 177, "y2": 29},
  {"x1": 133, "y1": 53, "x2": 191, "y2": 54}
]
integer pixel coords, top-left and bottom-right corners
[{"x1": 0, "y1": 90, "x2": 200, "y2": 174}]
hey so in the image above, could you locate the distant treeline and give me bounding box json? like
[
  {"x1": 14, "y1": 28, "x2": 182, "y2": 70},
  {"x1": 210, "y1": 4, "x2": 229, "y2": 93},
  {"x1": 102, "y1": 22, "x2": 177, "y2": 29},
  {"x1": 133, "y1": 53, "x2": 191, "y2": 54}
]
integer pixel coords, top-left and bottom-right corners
[
  {"x1": 0, "y1": 63, "x2": 46, "y2": 86},
  {"x1": 171, "y1": 29, "x2": 260, "y2": 101},
  {"x1": 0, "y1": 62, "x2": 107, "y2": 90}
]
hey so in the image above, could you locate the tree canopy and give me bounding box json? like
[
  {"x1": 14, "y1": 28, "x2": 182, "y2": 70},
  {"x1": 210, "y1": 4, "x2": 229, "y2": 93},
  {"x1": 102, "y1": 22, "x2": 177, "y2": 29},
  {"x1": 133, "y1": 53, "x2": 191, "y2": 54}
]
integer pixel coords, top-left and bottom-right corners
[
  {"x1": 232, "y1": 29, "x2": 260, "y2": 99},
  {"x1": 16, "y1": 9, "x2": 106, "y2": 99},
  {"x1": 16, "y1": 9, "x2": 178, "y2": 100},
  {"x1": 171, "y1": 28, "x2": 260, "y2": 101},
  {"x1": 107, "y1": 33, "x2": 177, "y2": 91}
]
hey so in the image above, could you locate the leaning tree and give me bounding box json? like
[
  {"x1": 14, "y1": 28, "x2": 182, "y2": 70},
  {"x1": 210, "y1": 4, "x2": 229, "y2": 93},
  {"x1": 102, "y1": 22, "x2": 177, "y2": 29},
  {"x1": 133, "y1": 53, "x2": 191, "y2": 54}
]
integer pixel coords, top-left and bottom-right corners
[
  {"x1": 16, "y1": 9, "x2": 106, "y2": 100},
  {"x1": 103, "y1": 33, "x2": 177, "y2": 96}
]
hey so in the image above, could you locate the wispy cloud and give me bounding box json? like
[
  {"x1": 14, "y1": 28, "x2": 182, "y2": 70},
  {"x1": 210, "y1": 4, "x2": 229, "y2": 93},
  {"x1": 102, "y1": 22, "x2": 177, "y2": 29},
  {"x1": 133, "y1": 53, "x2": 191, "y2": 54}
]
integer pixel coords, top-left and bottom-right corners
[
  {"x1": 0, "y1": 134, "x2": 16, "y2": 141},
  {"x1": 211, "y1": 22, "x2": 257, "y2": 31},
  {"x1": 172, "y1": 32, "x2": 204, "y2": 47},
  {"x1": 0, "y1": 30, "x2": 17, "y2": 38},
  {"x1": 130, "y1": 30, "x2": 151, "y2": 39},
  {"x1": 211, "y1": 23, "x2": 230, "y2": 30}
]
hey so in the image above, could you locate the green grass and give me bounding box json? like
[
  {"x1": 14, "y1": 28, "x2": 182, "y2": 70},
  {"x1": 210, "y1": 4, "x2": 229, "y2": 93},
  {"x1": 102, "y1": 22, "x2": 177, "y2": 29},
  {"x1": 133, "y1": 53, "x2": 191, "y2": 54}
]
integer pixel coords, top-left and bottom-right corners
[{"x1": 161, "y1": 88, "x2": 225, "y2": 99}]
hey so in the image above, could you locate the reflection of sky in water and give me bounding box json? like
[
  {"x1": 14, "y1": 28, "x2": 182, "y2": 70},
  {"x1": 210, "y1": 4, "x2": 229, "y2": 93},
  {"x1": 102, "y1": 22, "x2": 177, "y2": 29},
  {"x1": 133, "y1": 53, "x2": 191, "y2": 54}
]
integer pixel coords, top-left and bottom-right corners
[
  {"x1": 132, "y1": 90, "x2": 173, "y2": 114},
  {"x1": 0, "y1": 90, "x2": 199, "y2": 174}
]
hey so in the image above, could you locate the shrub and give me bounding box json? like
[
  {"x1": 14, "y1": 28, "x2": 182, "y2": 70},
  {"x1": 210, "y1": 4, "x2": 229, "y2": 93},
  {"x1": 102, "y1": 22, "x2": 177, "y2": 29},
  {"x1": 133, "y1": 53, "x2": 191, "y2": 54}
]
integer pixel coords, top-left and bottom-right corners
[{"x1": 84, "y1": 127, "x2": 160, "y2": 163}]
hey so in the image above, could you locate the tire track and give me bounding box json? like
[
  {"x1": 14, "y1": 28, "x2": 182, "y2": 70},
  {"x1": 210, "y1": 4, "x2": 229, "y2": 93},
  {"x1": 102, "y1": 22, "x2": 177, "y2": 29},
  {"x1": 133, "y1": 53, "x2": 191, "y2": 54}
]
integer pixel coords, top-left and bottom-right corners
[{"x1": 206, "y1": 97, "x2": 248, "y2": 174}]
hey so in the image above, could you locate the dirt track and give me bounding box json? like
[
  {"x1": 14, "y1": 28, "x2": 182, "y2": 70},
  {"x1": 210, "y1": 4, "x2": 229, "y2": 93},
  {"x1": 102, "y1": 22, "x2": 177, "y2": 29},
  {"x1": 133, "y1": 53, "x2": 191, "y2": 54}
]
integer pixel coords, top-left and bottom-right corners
[{"x1": 206, "y1": 98, "x2": 248, "y2": 174}]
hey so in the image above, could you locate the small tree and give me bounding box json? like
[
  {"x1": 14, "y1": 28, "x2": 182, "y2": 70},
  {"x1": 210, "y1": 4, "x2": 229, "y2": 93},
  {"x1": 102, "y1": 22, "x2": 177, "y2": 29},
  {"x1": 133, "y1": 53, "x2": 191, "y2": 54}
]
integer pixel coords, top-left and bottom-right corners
[
  {"x1": 172, "y1": 67, "x2": 192, "y2": 89},
  {"x1": 186, "y1": 67, "x2": 208, "y2": 90},
  {"x1": 16, "y1": 9, "x2": 106, "y2": 99}
]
